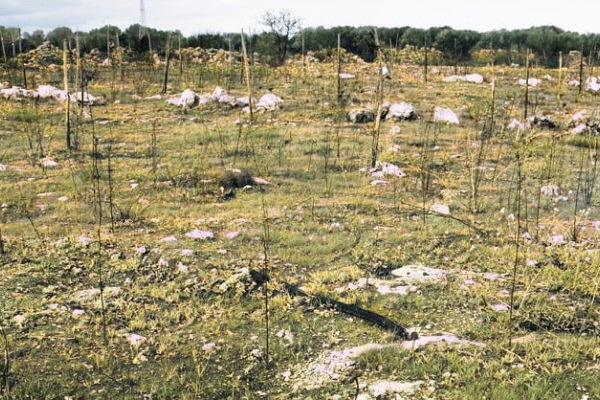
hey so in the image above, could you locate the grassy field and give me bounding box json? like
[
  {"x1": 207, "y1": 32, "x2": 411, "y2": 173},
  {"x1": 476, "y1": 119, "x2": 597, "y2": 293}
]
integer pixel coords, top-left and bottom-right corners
[{"x1": 1, "y1": 56, "x2": 600, "y2": 399}]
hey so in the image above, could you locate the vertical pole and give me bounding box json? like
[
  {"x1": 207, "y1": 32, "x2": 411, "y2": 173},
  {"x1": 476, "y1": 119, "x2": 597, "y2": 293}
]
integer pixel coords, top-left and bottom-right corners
[
  {"x1": 371, "y1": 29, "x2": 385, "y2": 169},
  {"x1": 524, "y1": 49, "x2": 530, "y2": 120},
  {"x1": 301, "y1": 30, "x2": 305, "y2": 67},
  {"x1": 558, "y1": 51, "x2": 563, "y2": 104},
  {"x1": 579, "y1": 46, "x2": 585, "y2": 96},
  {"x1": 162, "y1": 32, "x2": 171, "y2": 94},
  {"x1": 424, "y1": 39, "x2": 428, "y2": 85},
  {"x1": 75, "y1": 33, "x2": 80, "y2": 92},
  {"x1": 63, "y1": 39, "x2": 72, "y2": 151},
  {"x1": 0, "y1": 32, "x2": 7, "y2": 64},
  {"x1": 19, "y1": 28, "x2": 27, "y2": 89},
  {"x1": 178, "y1": 34, "x2": 183, "y2": 81},
  {"x1": 241, "y1": 30, "x2": 253, "y2": 123},
  {"x1": 17, "y1": 28, "x2": 22, "y2": 54},
  {"x1": 490, "y1": 78, "x2": 496, "y2": 131},
  {"x1": 337, "y1": 33, "x2": 342, "y2": 106}
]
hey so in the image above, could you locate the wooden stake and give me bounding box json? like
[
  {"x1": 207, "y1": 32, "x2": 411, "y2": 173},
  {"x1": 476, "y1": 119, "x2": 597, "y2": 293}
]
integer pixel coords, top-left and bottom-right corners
[
  {"x1": 301, "y1": 30, "x2": 305, "y2": 67},
  {"x1": 579, "y1": 46, "x2": 584, "y2": 96},
  {"x1": 0, "y1": 32, "x2": 6, "y2": 63},
  {"x1": 178, "y1": 34, "x2": 183, "y2": 82},
  {"x1": 524, "y1": 49, "x2": 530, "y2": 120},
  {"x1": 63, "y1": 39, "x2": 72, "y2": 151},
  {"x1": 371, "y1": 29, "x2": 385, "y2": 169},
  {"x1": 337, "y1": 33, "x2": 342, "y2": 106},
  {"x1": 241, "y1": 30, "x2": 253, "y2": 123},
  {"x1": 162, "y1": 32, "x2": 171, "y2": 94},
  {"x1": 75, "y1": 33, "x2": 80, "y2": 91},
  {"x1": 490, "y1": 78, "x2": 496, "y2": 130},
  {"x1": 558, "y1": 51, "x2": 563, "y2": 104}
]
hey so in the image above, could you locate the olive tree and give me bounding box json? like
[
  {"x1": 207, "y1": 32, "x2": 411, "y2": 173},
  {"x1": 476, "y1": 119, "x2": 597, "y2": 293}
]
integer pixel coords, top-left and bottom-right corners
[{"x1": 260, "y1": 10, "x2": 301, "y2": 65}]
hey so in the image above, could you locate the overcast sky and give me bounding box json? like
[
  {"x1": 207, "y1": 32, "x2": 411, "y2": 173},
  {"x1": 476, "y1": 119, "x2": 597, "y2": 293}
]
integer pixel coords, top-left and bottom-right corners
[{"x1": 1, "y1": 0, "x2": 598, "y2": 37}]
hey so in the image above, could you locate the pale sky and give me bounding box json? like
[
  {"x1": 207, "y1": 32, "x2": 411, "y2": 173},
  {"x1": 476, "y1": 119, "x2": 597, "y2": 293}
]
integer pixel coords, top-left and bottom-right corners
[{"x1": 1, "y1": 0, "x2": 598, "y2": 37}]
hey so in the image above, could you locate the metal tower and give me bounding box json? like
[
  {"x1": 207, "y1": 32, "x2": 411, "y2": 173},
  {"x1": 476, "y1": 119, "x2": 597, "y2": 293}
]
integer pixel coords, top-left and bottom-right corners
[
  {"x1": 139, "y1": 0, "x2": 152, "y2": 52},
  {"x1": 139, "y1": 0, "x2": 147, "y2": 37}
]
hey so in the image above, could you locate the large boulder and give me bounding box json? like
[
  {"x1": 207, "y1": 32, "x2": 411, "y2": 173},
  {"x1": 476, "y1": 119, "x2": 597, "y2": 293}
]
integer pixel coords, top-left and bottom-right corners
[
  {"x1": 433, "y1": 106, "x2": 459, "y2": 124},
  {"x1": 70, "y1": 91, "x2": 106, "y2": 106},
  {"x1": 349, "y1": 108, "x2": 375, "y2": 123},
  {"x1": 1, "y1": 86, "x2": 38, "y2": 100},
  {"x1": 527, "y1": 116, "x2": 556, "y2": 130},
  {"x1": 166, "y1": 89, "x2": 199, "y2": 107},
  {"x1": 517, "y1": 78, "x2": 542, "y2": 87},
  {"x1": 442, "y1": 73, "x2": 484, "y2": 83},
  {"x1": 387, "y1": 102, "x2": 418, "y2": 121},
  {"x1": 255, "y1": 93, "x2": 284, "y2": 111}
]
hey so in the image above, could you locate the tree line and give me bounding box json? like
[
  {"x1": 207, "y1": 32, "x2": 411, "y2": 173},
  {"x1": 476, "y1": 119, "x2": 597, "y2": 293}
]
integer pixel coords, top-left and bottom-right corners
[{"x1": 0, "y1": 21, "x2": 598, "y2": 68}]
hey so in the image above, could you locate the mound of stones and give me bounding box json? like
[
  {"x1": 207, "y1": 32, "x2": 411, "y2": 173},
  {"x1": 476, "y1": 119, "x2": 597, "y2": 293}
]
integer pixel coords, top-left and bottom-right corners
[
  {"x1": 442, "y1": 73, "x2": 484, "y2": 83},
  {"x1": 165, "y1": 87, "x2": 283, "y2": 112},
  {"x1": 1, "y1": 84, "x2": 104, "y2": 105},
  {"x1": 348, "y1": 102, "x2": 418, "y2": 123}
]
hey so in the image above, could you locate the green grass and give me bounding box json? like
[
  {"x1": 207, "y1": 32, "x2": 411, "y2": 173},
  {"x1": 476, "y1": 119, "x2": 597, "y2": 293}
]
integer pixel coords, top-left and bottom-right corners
[{"x1": 1, "y1": 59, "x2": 600, "y2": 399}]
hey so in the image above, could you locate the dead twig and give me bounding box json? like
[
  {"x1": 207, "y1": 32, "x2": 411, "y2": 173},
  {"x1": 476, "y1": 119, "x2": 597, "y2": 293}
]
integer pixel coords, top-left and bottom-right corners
[{"x1": 0, "y1": 322, "x2": 9, "y2": 394}]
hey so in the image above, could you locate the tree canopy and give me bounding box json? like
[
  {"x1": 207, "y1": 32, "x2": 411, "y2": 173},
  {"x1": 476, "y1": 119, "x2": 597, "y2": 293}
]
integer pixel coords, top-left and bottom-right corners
[{"x1": 1, "y1": 21, "x2": 598, "y2": 67}]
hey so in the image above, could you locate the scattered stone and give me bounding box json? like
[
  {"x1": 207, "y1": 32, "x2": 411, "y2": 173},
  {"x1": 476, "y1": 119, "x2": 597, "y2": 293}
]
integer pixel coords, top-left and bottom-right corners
[
  {"x1": 373, "y1": 161, "x2": 406, "y2": 177},
  {"x1": 550, "y1": 234, "x2": 565, "y2": 245},
  {"x1": 527, "y1": 116, "x2": 556, "y2": 129},
  {"x1": 1, "y1": 86, "x2": 38, "y2": 100},
  {"x1": 72, "y1": 286, "x2": 122, "y2": 302},
  {"x1": 390, "y1": 264, "x2": 447, "y2": 284},
  {"x1": 291, "y1": 335, "x2": 482, "y2": 392},
  {"x1": 572, "y1": 110, "x2": 588, "y2": 122},
  {"x1": 126, "y1": 333, "x2": 147, "y2": 346},
  {"x1": 177, "y1": 263, "x2": 189, "y2": 272},
  {"x1": 37, "y1": 84, "x2": 66, "y2": 100},
  {"x1": 433, "y1": 106, "x2": 459, "y2": 124},
  {"x1": 389, "y1": 125, "x2": 401, "y2": 134},
  {"x1": 540, "y1": 184, "x2": 560, "y2": 197},
  {"x1": 443, "y1": 73, "x2": 484, "y2": 83},
  {"x1": 587, "y1": 77, "x2": 600, "y2": 92},
  {"x1": 224, "y1": 231, "x2": 240, "y2": 240},
  {"x1": 41, "y1": 159, "x2": 59, "y2": 168},
  {"x1": 77, "y1": 235, "x2": 92, "y2": 245},
  {"x1": 507, "y1": 119, "x2": 525, "y2": 130},
  {"x1": 255, "y1": 93, "x2": 284, "y2": 111},
  {"x1": 387, "y1": 102, "x2": 418, "y2": 121},
  {"x1": 490, "y1": 303, "x2": 510, "y2": 312},
  {"x1": 185, "y1": 229, "x2": 214, "y2": 239},
  {"x1": 370, "y1": 179, "x2": 389, "y2": 186},
  {"x1": 202, "y1": 342, "x2": 217, "y2": 351},
  {"x1": 167, "y1": 88, "x2": 199, "y2": 107},
  {"x1": 400, "y1": 333, "x2": 485, "y2": 349},
  {"x1": 517, "y1": 78, "x2": 542, "y2": 87},
  {"x1": 218, "y1": 268, "x2": 251, "y2": 292},
  {"x1": 13, "y1": 314, "x2": 26, "y2": 325},
  {"x1": 369, "y1": 380, "x2": 426, "y2": 397},
  {"x1": 430, "y1": 203, "x2": 450, "y2": 215},
  {"x1": 355, "y1": 278, "x2": 416, "y2": 295},
  {"x1": 70, "y1": 91, "x2": 105, "y2": 106},
  {"x1": 349, "y1": 109, "x2": 375, "y2": 123},
  {"x1": 571, "y1": 124, "x2": 588, "y2": 134}
]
